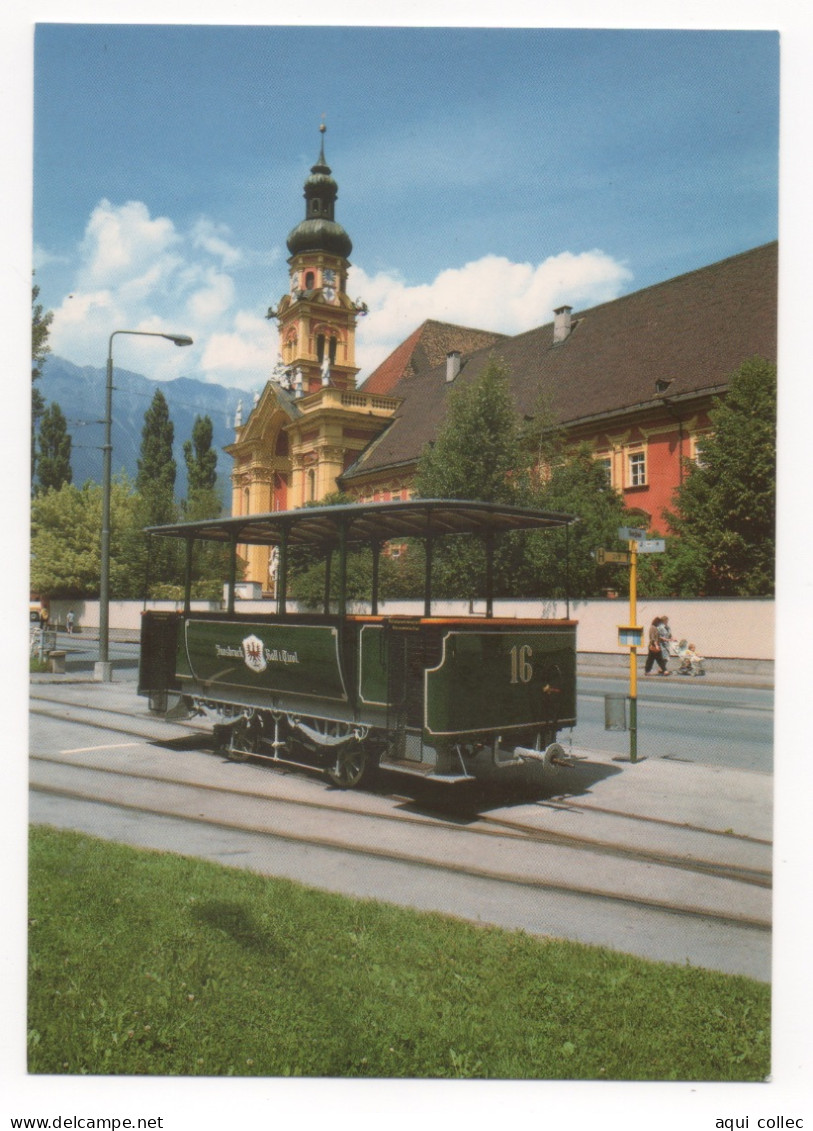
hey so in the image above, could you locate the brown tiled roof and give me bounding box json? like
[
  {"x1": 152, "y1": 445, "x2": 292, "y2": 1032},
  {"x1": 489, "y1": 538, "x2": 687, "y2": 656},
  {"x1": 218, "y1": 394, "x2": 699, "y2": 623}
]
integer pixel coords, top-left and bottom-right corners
[
  {"x1": 342, "y1": 242, "x2": 777, "y2": 482},
  {"x1": 360, "y1": 319, "x2": 506, "y2": 394}
]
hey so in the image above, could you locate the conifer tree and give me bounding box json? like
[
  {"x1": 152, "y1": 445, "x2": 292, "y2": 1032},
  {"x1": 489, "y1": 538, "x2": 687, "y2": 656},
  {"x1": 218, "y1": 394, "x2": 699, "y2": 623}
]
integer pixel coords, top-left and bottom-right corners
[
  {"x1": 181, "y1": 414, "x2": 228, "y2": 595},
  {"x1": 183, "y1": 413, "x2": 218, "y2": 506},
  {"x1": 660, "y1": 357, "x2": 776, "y2": 596},
  {"x1": 414, "y1": 357, "x2": 520, "y2": 505},
  {"x1": 137, "y1": 389, "x2": 177, "y2": 523},
  {"x1": 137, "y1": 389, "x2": 178, "y2": 586},
  {"x1": 36, "y1": 402, "x2": 73, "y2": 493},
  {"x1": 414, "y1": 358, "x2": 523, "y2": 596},
  {"x1": 31, "y1": 278, "x2": 53, "y2": 485}
]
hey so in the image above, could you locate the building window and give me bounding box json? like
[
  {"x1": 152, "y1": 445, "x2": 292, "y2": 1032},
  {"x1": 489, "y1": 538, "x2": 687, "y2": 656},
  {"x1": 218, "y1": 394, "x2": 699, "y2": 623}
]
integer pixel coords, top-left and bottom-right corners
[
  {"x1": 305, "y1": 271, "x2": 315, "y2": 289},
  {"x1": 595, "y1": 457, "x2": 612, "y2": 486},
  {"x1": 627, "y1": 450, "x2": 646, "y2": 487},
  {"x1": 307, "y1": 469, "x2": 316, "y2": 502},
  {"x1": 691, "y1": 432, "x2": 711, "y2": 468}
]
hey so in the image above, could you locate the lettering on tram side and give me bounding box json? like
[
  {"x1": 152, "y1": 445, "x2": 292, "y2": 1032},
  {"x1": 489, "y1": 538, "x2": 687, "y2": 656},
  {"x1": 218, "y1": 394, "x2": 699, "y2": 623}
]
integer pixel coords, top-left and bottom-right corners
[{"x1": 214, "y1": 635, "x2": 301, "y2": 675}]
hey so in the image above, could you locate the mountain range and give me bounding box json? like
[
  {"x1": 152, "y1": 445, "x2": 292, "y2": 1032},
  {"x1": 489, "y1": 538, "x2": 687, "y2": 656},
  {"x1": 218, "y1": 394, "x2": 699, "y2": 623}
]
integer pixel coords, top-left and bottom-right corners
[{"x1": 37, "y1": 355, "x2": 247, "y2": 504}]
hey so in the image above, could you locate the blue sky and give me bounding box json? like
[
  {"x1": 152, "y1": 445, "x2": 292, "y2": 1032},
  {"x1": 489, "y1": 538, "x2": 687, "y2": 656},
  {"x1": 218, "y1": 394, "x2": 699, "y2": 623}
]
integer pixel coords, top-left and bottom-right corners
[{"x1": 31, "y1": 23, "x2": 779, "y2": 391}]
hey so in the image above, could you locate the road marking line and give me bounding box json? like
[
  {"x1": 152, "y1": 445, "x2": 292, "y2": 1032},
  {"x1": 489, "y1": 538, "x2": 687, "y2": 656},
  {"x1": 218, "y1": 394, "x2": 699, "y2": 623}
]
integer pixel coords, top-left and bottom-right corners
[{"x1": 60, "y1": 742, "x2": 143, "y2": 754}]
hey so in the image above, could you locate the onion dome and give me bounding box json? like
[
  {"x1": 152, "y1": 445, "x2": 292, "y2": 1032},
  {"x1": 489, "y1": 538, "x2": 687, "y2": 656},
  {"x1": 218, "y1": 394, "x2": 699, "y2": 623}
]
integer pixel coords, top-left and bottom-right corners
[{"x1": 287, "y1": 124, "x2": 353, "y2": 259}]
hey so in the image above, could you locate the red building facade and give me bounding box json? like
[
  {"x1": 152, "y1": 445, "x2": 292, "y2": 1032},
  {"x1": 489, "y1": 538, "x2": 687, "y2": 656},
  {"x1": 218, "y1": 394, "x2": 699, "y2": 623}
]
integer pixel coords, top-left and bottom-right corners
[{"x1": 342, "y1": 241, "x2": 777, "y2": 534}]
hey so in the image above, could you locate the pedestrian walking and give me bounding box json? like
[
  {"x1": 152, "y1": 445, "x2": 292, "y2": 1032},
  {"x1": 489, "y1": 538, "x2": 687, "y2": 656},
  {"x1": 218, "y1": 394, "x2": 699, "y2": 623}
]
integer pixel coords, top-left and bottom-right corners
[
  {"x1": 657, "y1": 615, "x2": 673, "y2": 673},
  {"x1": 66, "y1": 611, "x2": 74, "y2": 635},
  {"x1": 645, "y1": 616, "x2": 668, "y2": 675}
]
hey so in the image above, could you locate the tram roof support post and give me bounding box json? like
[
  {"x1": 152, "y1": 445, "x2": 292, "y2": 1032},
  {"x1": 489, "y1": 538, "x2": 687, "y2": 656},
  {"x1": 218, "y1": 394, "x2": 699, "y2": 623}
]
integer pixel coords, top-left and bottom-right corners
[
  {"x1": 142, "y1": 533, "x2": 154, "y2": 612},
  {"x1": 485, "y1": 531, "x2": 494, "y2": 619},
  {"x1": 337, "y1": 520, "x2": 348, "y2": 619},
  {"x1": 183, "y1": 539, "x2": 193, "y2": 615},
  {"x1": 227, "y1": 534, "x2": 238, "y2": 615},
  {"x1": 323, "y1": 547, "x2": 333, "y2": 615},
  {"x1": 424, "y1": 527, "x2": 433, "y2": 618},
  {"x1": 565, "y1": 523, "x2": 571, "y2": 621},
  {"x1": 371, "y1": 540, "x2": 380, "y2": 616},
  {"x1": 277, "y1": 526, "x2": 288, "y2": 615}
]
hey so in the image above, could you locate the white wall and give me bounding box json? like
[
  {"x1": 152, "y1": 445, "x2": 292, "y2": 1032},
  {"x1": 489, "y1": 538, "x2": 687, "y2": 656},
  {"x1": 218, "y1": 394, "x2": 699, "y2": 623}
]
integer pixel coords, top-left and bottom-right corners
[{"x1": 49, "y1": 596, "x2": 774, "y2": 661}]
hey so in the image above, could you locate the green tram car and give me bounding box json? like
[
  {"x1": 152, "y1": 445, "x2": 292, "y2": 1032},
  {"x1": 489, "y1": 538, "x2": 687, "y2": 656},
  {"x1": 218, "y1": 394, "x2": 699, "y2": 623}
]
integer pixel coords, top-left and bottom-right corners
[{"x1": 138, "y1": 500, "x2": 578, "y2": 788}]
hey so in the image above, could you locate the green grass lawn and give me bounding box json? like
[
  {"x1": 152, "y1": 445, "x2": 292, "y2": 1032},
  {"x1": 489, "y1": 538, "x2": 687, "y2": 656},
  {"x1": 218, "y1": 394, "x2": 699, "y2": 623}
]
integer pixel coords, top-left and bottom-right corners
[{"x1": 28, "y1": 825, "x2": 770, "y2": 1080}]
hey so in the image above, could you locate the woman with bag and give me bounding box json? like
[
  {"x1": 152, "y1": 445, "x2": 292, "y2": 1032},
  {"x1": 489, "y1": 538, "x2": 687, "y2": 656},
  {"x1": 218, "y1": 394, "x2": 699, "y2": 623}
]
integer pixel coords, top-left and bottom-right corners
[{"x1": 645, "y1": 616, "x2": 668, "y2": 675}]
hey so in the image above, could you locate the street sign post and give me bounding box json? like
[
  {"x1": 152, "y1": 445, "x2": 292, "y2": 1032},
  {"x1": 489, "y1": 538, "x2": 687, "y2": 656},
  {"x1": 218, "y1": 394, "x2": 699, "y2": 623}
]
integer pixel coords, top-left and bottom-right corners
[
  {"x1": 596, "y1": 548, "x2": 631, "y2": 565},
  {"x1": 599, "y1": 531, "x2": 668, "y2": 763}
]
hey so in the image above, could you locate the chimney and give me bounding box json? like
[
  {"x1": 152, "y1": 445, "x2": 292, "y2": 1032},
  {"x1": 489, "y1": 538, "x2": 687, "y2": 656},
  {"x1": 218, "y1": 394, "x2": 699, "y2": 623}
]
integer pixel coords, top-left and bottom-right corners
[
  {"x1": 446, "y1": 350, "x2": 461, "y2": 382},
  {"x1": 553, "y1": 305, "x2": 573, "y2": 344}
]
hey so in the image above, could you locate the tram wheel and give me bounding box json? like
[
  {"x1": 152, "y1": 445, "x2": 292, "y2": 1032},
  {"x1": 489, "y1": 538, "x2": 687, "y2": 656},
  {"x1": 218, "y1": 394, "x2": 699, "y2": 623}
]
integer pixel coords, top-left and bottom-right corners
[
  {"x1": 228, "y1": 716, "x2": 260, "y2": 762},
  {"x1": 325, "y1": 743, "x2": 376, "y2": 790}
]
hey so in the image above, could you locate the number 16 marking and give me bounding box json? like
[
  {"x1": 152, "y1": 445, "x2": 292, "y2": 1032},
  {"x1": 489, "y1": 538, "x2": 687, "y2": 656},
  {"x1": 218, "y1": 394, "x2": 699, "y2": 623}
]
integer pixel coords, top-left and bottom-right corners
[{"x1": 509, "y1": 644, "x2": 533, "y2": 684}]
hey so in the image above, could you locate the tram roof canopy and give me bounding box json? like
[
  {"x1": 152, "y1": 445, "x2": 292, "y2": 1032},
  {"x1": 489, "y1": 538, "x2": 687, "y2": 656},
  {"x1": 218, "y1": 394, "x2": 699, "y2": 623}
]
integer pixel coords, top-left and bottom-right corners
[{"x1": 145, "y1": 499, "x2": 577, "y2": 549}]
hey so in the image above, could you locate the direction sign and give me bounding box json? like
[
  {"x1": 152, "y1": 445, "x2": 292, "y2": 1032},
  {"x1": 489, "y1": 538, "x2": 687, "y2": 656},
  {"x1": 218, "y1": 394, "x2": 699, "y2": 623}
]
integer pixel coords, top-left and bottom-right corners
[
  {"x1": 618, "y1": 526, "x2": 646, "y2": 541},
  {"x1": 634, "y1": 539, "x2": 666, "y2": 554},
  {"x1": 596, "y1": 548, "x2": 630, "y2": 565}
]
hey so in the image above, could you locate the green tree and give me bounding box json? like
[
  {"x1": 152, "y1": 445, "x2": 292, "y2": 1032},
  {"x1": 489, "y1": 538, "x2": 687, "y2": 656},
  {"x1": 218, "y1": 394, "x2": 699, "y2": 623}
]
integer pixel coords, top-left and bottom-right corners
[
  {"x1": 137, "y1": 389, "x2": 178, "y2": 585},
  {"x1": 137, "y1": 388, "x2": 177, "y2": 514},
  {"x1": 414, "y1": 358, "x2": 524, "y2": 596},
  {"x1": 32, "y1": 278, "x2": 53, "y2": 484},
  {"x1": 519, "y1": 442, "x2": 633, "y2": 598},
  {"x1": 178, "y1": 414, "x2": 231, "y2": 595},
  {"x1": 31, "y1": 476, "x2": 147, "y2": 598},
  {"x1": 661, "y1": 358, "x2": 776, "y2": 596},
  {"x1": 414, "y1": 357, "x2": 520, "y2": 504},
  {"x1": 183, "y1": 414, "x2": 218, "y2": 501},
  {"x1": 36, "y1": 402, "x2": 72, "y2": 493}
]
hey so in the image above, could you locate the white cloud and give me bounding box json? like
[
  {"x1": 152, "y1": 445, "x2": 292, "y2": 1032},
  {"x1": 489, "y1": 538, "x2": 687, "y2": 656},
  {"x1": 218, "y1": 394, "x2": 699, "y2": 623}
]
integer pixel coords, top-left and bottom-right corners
[
  {"x1": 200, "y1": 312, "x2": 274, "y2": 381},
  {"x1": 186, "y1": 268, "x2": 237, "y2": 323},
  {"x1": 46, "y1": 198, "x2": 633, "y2": 390},
  {"x1": 33, "y1": 244, "x2": 70, "y2": 270},
  {"x1": 48, "y1": 199, "x2": 269, "y2": 387},
  {"x1": 191, "y1": 217, "x2": 243, "y2": 268},
  {"x1": 79, "y1": 199, "x2": 179, "y2": 288},
  {"x1": 350, "y1": 250, "x2": 633, "y2": 377}
]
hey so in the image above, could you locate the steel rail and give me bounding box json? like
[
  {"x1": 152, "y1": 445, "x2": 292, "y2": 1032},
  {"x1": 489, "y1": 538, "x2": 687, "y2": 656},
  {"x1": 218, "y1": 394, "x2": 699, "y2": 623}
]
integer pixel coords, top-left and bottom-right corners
[{"x1": 29, "y1": 702, "x2": 772, "y2": 895}]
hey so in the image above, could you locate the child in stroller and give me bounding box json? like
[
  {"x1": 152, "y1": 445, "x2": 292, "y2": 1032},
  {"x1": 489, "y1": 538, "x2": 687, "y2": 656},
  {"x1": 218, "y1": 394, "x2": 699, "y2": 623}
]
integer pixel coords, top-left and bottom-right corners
[{"x1": 676, "y1": 640, "x2": 706, "y2": 676}]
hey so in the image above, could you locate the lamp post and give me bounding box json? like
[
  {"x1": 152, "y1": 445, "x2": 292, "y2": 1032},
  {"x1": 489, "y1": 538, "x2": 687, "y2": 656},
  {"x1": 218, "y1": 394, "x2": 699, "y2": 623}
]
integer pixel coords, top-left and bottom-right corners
[{"x1": 95, "y1": 330, "x2": 194, "y2": 682}]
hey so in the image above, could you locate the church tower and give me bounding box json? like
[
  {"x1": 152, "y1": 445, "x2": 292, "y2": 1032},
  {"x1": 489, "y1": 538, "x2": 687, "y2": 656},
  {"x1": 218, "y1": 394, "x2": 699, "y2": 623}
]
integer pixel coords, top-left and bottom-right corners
[
  {"x1": 276, "y1": 121, "x2": 361, "y2": 394},
  {"x1": 226, "y1": 124, "x2": 399, "y2": 590}
]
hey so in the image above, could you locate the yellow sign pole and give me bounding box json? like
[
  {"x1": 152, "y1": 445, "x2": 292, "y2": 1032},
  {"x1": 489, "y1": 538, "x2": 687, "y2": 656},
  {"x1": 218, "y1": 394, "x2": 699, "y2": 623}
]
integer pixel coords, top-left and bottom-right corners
[{"x1": 628, "y1": 539, "x2": 638, "y2": 763}]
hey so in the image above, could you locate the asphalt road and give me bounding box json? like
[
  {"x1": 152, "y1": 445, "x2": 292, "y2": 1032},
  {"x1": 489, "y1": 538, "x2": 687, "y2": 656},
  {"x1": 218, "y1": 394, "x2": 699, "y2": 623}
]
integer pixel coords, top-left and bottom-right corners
[{"x1": 576, "y1": 674, "x2": 773, "y2": 772}]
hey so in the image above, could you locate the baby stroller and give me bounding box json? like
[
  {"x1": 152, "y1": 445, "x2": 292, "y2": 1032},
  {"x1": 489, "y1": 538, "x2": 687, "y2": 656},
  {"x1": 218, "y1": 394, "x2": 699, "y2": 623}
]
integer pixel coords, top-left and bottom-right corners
[{"x1": 676, "y1": 639, "x2": 706, "y2": 676}]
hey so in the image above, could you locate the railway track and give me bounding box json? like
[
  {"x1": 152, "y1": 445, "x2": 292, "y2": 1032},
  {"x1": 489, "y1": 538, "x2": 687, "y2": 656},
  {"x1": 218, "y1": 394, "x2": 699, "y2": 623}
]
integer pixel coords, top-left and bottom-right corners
[{"x1": 29, "y1": 693, "x2": 772, "y2": 933}]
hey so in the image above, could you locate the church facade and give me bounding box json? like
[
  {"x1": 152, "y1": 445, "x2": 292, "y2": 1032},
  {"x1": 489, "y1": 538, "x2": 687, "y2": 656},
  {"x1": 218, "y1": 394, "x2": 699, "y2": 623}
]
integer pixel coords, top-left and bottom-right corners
[{"x1": 228, "y1": 128, "x2": 777, "y2": 590}]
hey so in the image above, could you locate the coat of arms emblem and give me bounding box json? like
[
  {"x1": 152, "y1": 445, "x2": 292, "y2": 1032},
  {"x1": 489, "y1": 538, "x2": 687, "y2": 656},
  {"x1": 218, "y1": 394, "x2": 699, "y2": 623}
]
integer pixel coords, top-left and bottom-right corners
[{"x1": 242, "y1": 634, "x2": 267, "y2": 673}]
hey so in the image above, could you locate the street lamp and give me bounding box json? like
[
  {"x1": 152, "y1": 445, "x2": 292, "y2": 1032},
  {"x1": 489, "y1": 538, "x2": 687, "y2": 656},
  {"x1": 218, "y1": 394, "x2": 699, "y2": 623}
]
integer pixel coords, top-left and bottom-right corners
[{"x1": 95, "y1": 330, "x2": 194, "y2": 682}]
